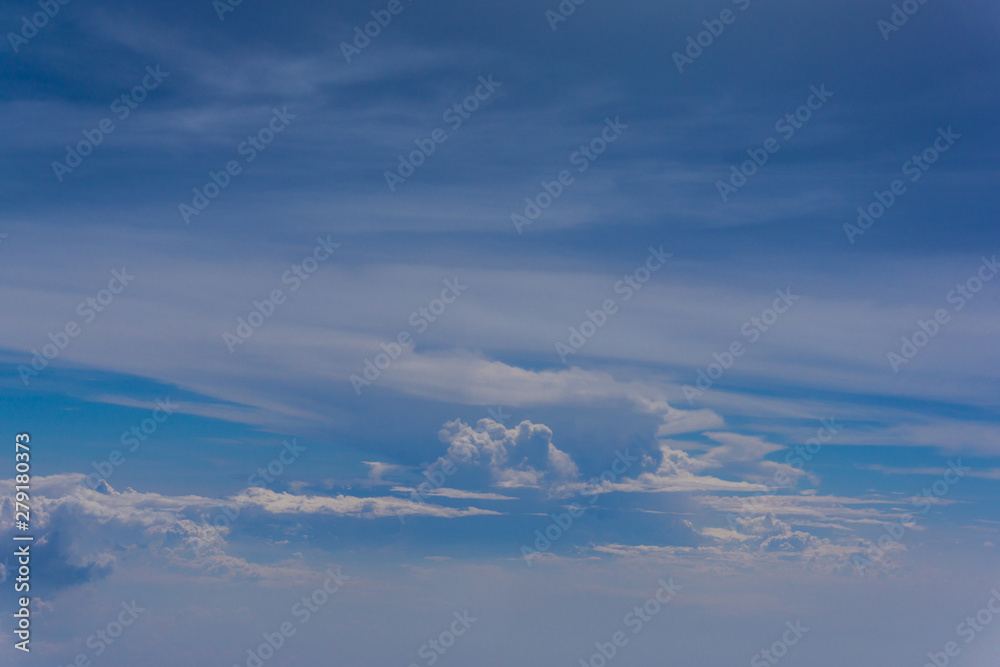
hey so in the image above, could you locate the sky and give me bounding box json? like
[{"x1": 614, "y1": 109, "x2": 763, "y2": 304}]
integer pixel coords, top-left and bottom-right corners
[{"x1": 1, "y1": 0, "x2": 999, "y2": 665}]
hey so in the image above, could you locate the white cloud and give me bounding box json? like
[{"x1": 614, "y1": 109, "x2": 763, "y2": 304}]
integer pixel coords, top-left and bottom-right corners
[
  {"x1": 391, "y1": 487, "x2": 517, "y2": 501},
  {"x1": 0, "y1": 474, "x2": 500, "y2": 590},
  {"x1": 555, "y1": 443, "x2": 769, "y2": 496},
  {"x1": 547, "y1": 443, "x2": 581, "y2": 479},
  {"x1": 362, "y1": 461, "x2": 404, "y2": 485},
  {"x1": 437, "y1": 418, "x2": 580, "y2": 489},
  {"x1": 233, "y1": 487, "x2": 500, "y2": 518},
  {"x1": 701, "y1": 432, "x2": 784, "y2": 465}
]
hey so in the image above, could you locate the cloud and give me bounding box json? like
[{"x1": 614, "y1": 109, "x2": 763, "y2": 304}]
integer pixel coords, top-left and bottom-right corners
[
  {"x1": 655, "y1": 407, "x2": 726, "y2": 437},
  {"x1": 562, "y1": 429, "x2": 813, "y2": 497},
  {"x1": 554, "y1": 442, "x2": 770, "y2": 496},
  {"x1": 0, "y1": 474, "x2": 500, "y2": 593},
  {"x1": 603, "y1": 455, "x2": 769, "y2": 494},
  {"x1": 697, "y1": 493, "x2": 905, "y2": 527},
  {"x1": 548, "y1": 442, "x2": 581, "y2": 479},
  {"x1": 422, "y1": 416, "x2": 810, "y2": 500},
  {"x1": 391, "y1": 487, "x2": 517, "y2": 501},
  {"x1": 362, "y1": 461, "x2": 404, "y2": 485},
  {"x1": 233, "y1": 487, "x2": 500, "y2": 519},
  {"x1": 437, "y1": 418, "x2": 580, "y2": 489},
  {"x1": 691, "y1": 432, "x2": 813, "y2": 488},
  {"x1": 701, "y1": 432, "x2": 784, "y2": 465},
  {"x1": 574, "y1": 489, "x2": 936, "y2": 574},
  {"x1": 0, "y1": 474, "x2": 268, "y2": 584},
  {"x1": 586, "y1": 501, "x2": 896, "y2": 573},
  {"x1": 860, "y1": 463, "x2": 1000, "y2": 480},
  {"x1": 703, "y1": 513, "x2": 822, "y2": 553}
]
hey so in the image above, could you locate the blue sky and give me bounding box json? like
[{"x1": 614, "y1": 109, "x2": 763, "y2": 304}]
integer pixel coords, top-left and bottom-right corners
[{"x1": 1, "y1": 0, "x2": 999, "y2": 665}]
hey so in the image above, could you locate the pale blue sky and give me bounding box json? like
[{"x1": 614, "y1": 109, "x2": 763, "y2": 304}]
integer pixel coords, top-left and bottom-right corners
[{"x1": 1, "y1": 0, "x2": 999, "y2": 665}]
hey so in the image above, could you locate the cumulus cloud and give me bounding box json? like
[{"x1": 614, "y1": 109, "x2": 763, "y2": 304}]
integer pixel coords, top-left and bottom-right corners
[
  {"x1": 703, "y1": 513, "x2": 822, "y2": 553},
  {"x1": 0, "y1": 473, "x2": 501, "y2": 592},
  {"x1": 425, "y1": 415, "x2": 802, "y2": 499},
  {"x1": 0, "y1": 474, "x2": 265, "y2": 585},
  {"x1": 437, "y1": 418, "x2": 580, "y2": 488}
]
